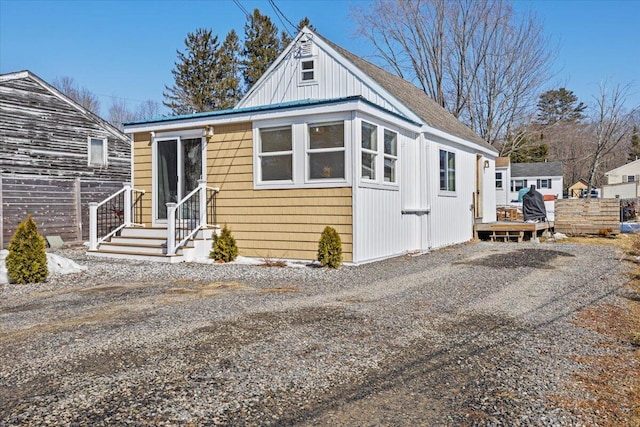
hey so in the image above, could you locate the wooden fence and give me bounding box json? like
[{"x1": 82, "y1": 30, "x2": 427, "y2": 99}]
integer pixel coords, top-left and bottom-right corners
[
  {"x1": 1, "y1": 174, "x2": 123, "y2": 249},
  {"x1": 555, "y1": 199, "x2": 620, "y2": 236}
]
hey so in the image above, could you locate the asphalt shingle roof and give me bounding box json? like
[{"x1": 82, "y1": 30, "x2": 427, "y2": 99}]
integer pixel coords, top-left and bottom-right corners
[
  {"x1": 316, "y1": 33, "x2": 495, "y2": 152},
  {"x1": 511, "y1": 161, "x2": 563, "y2": 178}
]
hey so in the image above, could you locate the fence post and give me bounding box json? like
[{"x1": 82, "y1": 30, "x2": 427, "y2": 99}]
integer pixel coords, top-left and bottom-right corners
[
  {"x1": 75, "y1": 178, "x2": 82, "y2": 241},
  {"x1": 198, "y1": 179, "x2": 207, "y2": 228},
  {"x1": 123, "y1": 182, "x2": 132, "y2": 226},
  {"x1": 89, "y1": 202, "x2": 98, "y2": 250},
  {"x1": 166, "y1": 202, "x2": 177, "y2": 255}
]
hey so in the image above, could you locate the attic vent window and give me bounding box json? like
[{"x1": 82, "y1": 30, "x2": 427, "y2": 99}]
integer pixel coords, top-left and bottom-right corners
[
  {"x1": 300, "y1": 40, "x2": 313, "y2": 56},
  {"x1": 301, "y1": 60, "x2": 315, "y2": 82}
]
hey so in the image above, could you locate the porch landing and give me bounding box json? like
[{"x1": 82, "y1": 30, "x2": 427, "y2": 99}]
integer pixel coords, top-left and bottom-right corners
[{"x1": 475, "y1": 221, "x2": 554, "y2": 242}]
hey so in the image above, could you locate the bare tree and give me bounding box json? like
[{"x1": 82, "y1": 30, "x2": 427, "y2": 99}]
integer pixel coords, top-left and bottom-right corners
[
  {"x1": 351, "y1": 0, "x2": 555, "y2": 145},
  {"x1": 585, "y1": 82, "x2": 638, "y2": 193},
  {"x1": 134, "y1": 100, "x2": 162, "y2": 121},
  {"x1": 52, "y1": 76, "x2": 101, "y2": 115},
  {"x1": 108, "y1": 98, "x2": 136, "y2": 131}
]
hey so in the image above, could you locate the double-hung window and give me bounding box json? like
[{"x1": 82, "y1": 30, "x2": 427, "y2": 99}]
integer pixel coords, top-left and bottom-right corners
[
  {"x1": 496, "y1": 172, "x2": 503, "y2": 188},
  {"x1": 383, "y1": 130, "x2": 397, "y2": 183},
  {"x1": 258, "y1": 126, "x2": 293, "y2": 182},
  {"x1": 439, "y1": 149, "x2": 456, "y2": 192},
  {"x1": 88, "y1": 137, "x2": 107, "y2": 166},
  {"x1": 361, "y1": 122, "x2": 377, "y2": 180},
  {"x1": 308, "y1": 122, "x2": 345, "y2": 180}
]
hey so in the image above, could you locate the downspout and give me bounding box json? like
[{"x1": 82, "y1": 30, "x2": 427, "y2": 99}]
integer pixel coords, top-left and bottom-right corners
[{"x1": 351, "y1": 111, "x2": 358, "y2": 264}]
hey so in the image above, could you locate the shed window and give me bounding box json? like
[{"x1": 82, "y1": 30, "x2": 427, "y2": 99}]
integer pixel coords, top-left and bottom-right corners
[
  {"x1": 301, "y1": 60, "x2": 315, "y2": 82},
  {"x1": 88, "y1": 137, "x2": 107, "y2": 166},
  {"x1": 259, "y1": 127, "x2": 293, "y2": 181},
  {"x1": 439, "y1": 149, "x2": 455, "y2": 192},
  {"x1": 496, "y1": 172, "x2": 503, "y2": 188},
  {"x1": 308, "y1": 122, "x2": 345, "y2": 180}
]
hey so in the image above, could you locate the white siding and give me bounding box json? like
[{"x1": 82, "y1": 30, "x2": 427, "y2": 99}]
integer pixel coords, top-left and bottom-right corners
[
  {"x1": 495, "y1": 167, "x2": 510, "y2": 206},
  {"x1": 481, "y1": 160, "x2": 497, "y2": 223},
  {"x1": 605, "y1": 160, "x2": 640, "y2": 184},
  {"x1": 508, "y1": 176, "x2": 563, "y2": 202},
  {"x1": 602, "y1": 182, "x2": 640, "y2": 198},
  {"x1": 353, "y1": 123, "x2": 424, "y2": 263},
  {"x1": 240, "y1": 46, "x2": 406, "y2": 118},
  {"x1": 426, "y1": 137, "x2": 478, "y2": 249}
]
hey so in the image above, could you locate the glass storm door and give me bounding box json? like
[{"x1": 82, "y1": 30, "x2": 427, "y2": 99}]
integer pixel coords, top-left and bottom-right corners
[{"x1": 156, "y1": 138, "x2": 202, "y2": 221}]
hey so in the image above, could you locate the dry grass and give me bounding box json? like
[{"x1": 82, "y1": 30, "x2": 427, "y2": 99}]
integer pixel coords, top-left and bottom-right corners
[{"x1": 551, "y1": 233, "x2": 640, "y2": 426}]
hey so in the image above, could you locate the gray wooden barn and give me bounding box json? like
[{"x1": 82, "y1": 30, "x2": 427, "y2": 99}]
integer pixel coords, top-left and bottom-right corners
[{"x1": 0, "y1": 70, "x2": 131, "y2": 248}]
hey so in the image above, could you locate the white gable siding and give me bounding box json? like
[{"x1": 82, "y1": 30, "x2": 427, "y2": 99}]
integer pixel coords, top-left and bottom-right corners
[{"x1": 239, "y1": 45, "x2": 406, "y2": 118}]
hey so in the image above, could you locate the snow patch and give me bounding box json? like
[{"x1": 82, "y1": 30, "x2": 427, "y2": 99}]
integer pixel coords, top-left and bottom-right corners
[{"x1": 0, "y1": 250, "x2": 87, "y2": 285}]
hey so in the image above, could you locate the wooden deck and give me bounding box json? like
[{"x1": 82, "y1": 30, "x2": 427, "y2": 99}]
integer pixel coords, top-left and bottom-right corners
[{"x1": 475, "y1": 221, "x2": 554, "y2": 242}]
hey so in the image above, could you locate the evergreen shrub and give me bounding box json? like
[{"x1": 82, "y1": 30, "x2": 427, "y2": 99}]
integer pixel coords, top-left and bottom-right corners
[
  {"x1": 210, "y1": 225, "x2": 239, "y2": 262},
  {"x1": 6, "y1": 215, "x2": 48, "y2": 284},
  {"x1": 317, "y1": 226, "x2": 343, "y2": 268}
]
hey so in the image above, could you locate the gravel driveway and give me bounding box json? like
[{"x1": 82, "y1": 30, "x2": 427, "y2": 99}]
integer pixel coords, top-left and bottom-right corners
[{"x1": 0, "y1": 241, "x2": 631, "y2": 426}]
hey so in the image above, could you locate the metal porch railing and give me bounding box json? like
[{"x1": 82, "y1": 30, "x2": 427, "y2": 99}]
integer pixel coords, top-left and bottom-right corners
[
  {"x1": 166, "y1": 179, "x2": 219, "y2": 256},
  {"x1": 89, "y1": 182, "x2": 145, "y2": 250}
]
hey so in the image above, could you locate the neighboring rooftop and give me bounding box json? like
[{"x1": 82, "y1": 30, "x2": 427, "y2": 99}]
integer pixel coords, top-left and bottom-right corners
[{"x1": 511, "y1": 161, "x2": 563, "y2": 178}]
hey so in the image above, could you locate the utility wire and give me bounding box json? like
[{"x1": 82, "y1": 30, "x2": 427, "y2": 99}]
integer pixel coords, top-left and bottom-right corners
[
  {"x1": 268, "y1": 0, "x2": 297, "y2": 35},
  {"x1": 231, "y1": 0, "x2": 251, "y2": 19}
]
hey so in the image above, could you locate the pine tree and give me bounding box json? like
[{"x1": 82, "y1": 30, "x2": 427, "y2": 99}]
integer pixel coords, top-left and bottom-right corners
[
  {"x1": 164, "y1": 28, "x2": 219, "y2": 115},
  {"x1": 242, "y1": 9, "x2": 282, "y2": 90},
  {"x1": 536, "y1": 88, "x2": 586, "y2": 125},
  {"x1": 214, "y1": 30, "x2": 243, "y2": 110},
  {"x1": 630, "y1": 126, "x2": 640, "y2": 161}
]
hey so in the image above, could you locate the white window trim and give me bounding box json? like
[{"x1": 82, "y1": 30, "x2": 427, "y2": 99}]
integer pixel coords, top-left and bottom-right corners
[
  {"x1": 151, "y1": 129, "x2": 207, "y2": 226},
  {"x1": 357, "y1": 118, "x2": 400, "y2": 190},
  {"x1": 383, "y1": 129, "x2": 398, "y2": 184},
  {"x1": 253, "y1": 113, "x2": 351, "y2": 190},
  {"x1": 438, "y1": 148, "x2": 456, "y2": 196},
  {"x1": 306, "y1": 121, "x2": 347, "y2": 183},
  {"x1": 298, "y1": 58, "x2": 317, "y2": 86},
  {"x1": 87, "y1": 136, "x2": 108, "y2": 167},
  {"x1": 257, "y1": 126, "x2": 294, "y2": 185}
]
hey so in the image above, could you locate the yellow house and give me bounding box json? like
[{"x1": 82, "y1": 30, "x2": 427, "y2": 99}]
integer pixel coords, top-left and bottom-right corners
[{"x1": 88, "y1": 28, "x2": 497, "y2": 264}]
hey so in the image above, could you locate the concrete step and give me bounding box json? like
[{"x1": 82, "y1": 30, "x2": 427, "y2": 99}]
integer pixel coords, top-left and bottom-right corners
[{"x1": 87, "y1": 249, "x2": 185, "y2": 263}]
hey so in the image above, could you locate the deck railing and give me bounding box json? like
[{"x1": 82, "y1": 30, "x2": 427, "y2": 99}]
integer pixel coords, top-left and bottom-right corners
[
  {"x1": 166, "y1": 179, "x2": 219, "y2": 256},
  {"x1": 89, "y1": 182, "x2": 145, "y2": 251}
]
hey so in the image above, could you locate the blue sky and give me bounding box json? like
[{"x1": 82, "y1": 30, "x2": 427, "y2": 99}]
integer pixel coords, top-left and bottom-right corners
[{"x1": 1, "y1": 0, "x2": 638, "y2": 117}]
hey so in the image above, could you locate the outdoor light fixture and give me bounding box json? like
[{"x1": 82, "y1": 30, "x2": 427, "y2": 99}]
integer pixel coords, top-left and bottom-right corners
[
  {"x1": 484, "y1": 160, "x2": 490, "y2": 169},
  {"x1": 203, "y1": 126, "x2": 214, "y2": 137}
]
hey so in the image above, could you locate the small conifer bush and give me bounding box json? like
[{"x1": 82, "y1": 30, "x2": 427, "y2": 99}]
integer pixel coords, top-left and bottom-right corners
[
  {"x1": 317, "y1": 226, "x2": 343, "y2": 268},
  {"x1": 6, "y1": 215, "x2": 48, "y2": 284},
  {"x1": 210, "y1": 225, "x2": 239, "y2": 262}
]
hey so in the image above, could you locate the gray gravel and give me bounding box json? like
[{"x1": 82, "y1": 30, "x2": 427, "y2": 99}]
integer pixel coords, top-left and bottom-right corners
[{"x1": 0, "y1": 241, "x2": 632, "y2": 426}]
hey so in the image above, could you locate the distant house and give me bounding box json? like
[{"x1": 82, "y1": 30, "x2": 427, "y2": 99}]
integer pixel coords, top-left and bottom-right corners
[
  {"x1": 601, "y1": 159, "x2": 640, "y2": 199},
  {"x1": 0, "y1": 70, "x2": 131, "y2": 248},
  {"x1": 509, "y1": 161, "x2": 563, "y2": 202},
  {"x1": 87, "y1": 27, "x2": 497, "y2": 264},
  {"x1": 495, "y1": 157, "x2": 511, "y2": 206}
]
